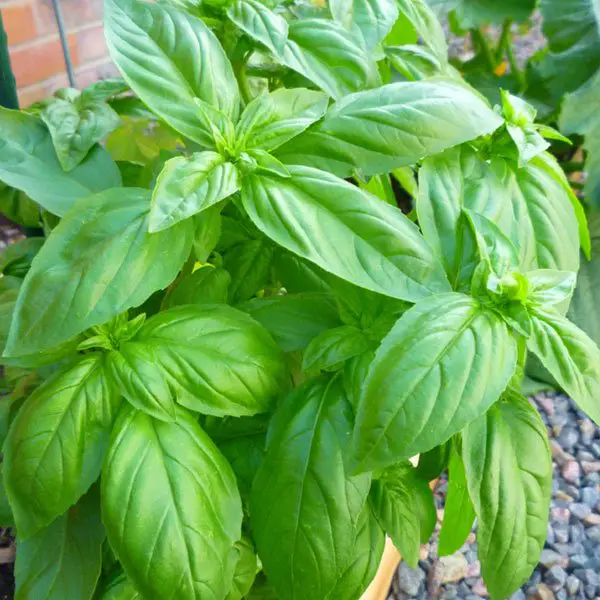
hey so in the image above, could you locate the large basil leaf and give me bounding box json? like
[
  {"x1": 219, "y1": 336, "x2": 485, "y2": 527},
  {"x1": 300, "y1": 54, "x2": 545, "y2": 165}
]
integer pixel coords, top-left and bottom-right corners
[
  {"x1": 110, "y1": 304, "x2": 285, "y2": 420},
  {"x1": 235, "y1": 88, "x2": 329, "y2": 152},
  {"x1": 4, "y1": 355, "x2": 118, "y2": 539},
  {"x1": 241, "y1": 293, "x2": 342, "y2": 352},
  {"x1": 352, "y1": 293, "x2": 516, "y2": 473},
  {"x1": 150, "y1": 152, "x2": 239, "y2": 232},
  {"x1": 275, "y1": 80, "x2": 503, "y2": 177},
  {"x1": 105, "y1": 0, "x2": 239, "y2": 146},
  {"x1": 5, "y1": 188, "x2": 193, "y2": 357},
  {"x1": 528, "y1": 307, "x2": 600, "y2": 425},
  {"x1": 242, "y1": 166, "x2": 450, "y2": 302},
  {"x1": 370, "y1": 462, "x2": 435, "y2": 568},
  {"x1": 329, "y1": 0, "x2": 398, "y2": 51},
  {"x1": 463, "y1": 392, "x2": 552, "y2": 599},
  {"x1": 227, "y1": 0, "x2": 289, "y2": 55},
  {"x1": 250, "y1": 377, "x2": 371, "y2": 600},
  {"x1": 40, "y1": 91, "x2": 121, "y2": 172},
  {"x1": 397, "y1": 0, "x2": 447, "y2": 62},
  {"x1": 102, "y1": 405, "x2": 243, "y2": 600},
  {"x1": 15, "y1": 487, "x2": 104, "y2": 600},
  {"x1": 164, "y1": 265, "x2": 231, "y2": 308},
  {"x1": 0, "y1": 108, "x2": 120, "y2": 216},
  {"x1": 438, "y1": 446, "x2": 476, "y2": 556}
]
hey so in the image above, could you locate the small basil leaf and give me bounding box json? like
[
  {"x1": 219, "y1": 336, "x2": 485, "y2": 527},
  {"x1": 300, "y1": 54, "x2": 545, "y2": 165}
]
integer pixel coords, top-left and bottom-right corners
[
  {"x1": 150, "y1": 152, "x2": 239, "y2": 232},
  {"x1": 5, "y1": 188, "x2": 194, "y2": 357},
  {"x1": 226, "y1": 537, "x2": 258, "y2": 600},
  {"x1": 0, "y1": 237, "x2": 44, "y2": 278},
  {"x1": 102, "y1": 405, "x2": 243, "y2": 600},
  {"x1": 463, "y1": 391, "x2": 552, "y2": 599},
  {"x1": 397, "y1": 0, "x2": 448, "y2": 62},
  {"x1": 528, "y1": 269, "x2": 577, "y2": 309},
  {"x1": 352, "y1": 293, "x2": 517, "y2": 473},
  {"x1": 302, "y1": 325, "x2": 369, "y2": 372},
  {"x1": 164, "y1": 265, "x2": 231, "y2": 308},
  {"x1": 416, "y1": 440, "x2": 451, "y2": 482},
  {"x1": 4, "y1": 355, "x2": 118, "y2": 538}
]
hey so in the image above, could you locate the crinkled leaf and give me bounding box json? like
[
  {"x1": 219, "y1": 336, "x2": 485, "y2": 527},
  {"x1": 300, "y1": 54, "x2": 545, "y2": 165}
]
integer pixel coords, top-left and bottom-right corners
[
  {"x1": 102, "y1": 405, "x2": 243, "y2": 600},
  {"x1": 5, "y1": 188, "x2": 193, "y2": 357},
  {"x1": 352, "y1": 293, "x2": 516, "y2": 473}
]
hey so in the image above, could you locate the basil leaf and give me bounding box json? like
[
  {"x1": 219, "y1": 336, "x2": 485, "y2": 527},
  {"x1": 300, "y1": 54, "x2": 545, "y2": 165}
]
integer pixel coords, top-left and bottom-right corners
[
  {"x1": 302, "y1": 325, "x2": 369, "y2": 372},
  {"x1": 397, "y1": 0, "x2": 447, "y2": 62},
  {"x1": 275, "y1": 80, "x2": 503, "y2": 177},
  {"x1": 102, "y1": 405, "x2": 243, "y2": 600},
  {"x1": 0, "y1": 467, "x2": 13, "y2": 527},
  {"x1": 0, "y1": 185, "x2": 40, "y2": 228},
  {"x1": 0, "y1": 277, "x2": 21, "y2": 357},
  {"x1": 192, "y1": 205, "x2": 222, "y2": 262},
  {"x1": 150, "y1": 152, "x2": 239, "y2": 232},
  {"x1": 227, "y1": 0, "x2": 289, "y2": 55},
  {"x1": 5, "y1": 188, "x2": 194, "y2": 357},
  {"x1": 40, "y1": 94, "x2": 121, "y2": 171},
  {"x1": 241, "y1": 166, "x2": 450, "y2": 302},
  {"x1": 463, "y1": 392, "x2": 552, "y2": 598},
  {"x1": 386, "y1": 44, "x2": 448, "y2": 81},
  {"x1": 96, "y1": 571, "x2": 142, "y2": 600},
  {"x1": 227, "y1": 537, "x2": 258, "y2": 600},
  {"x1": 105, "y1": 0, "x2": 239, "y2": 146},
  {"x1": 528, "y1": 307, "x2": 600, "y2": 425},
  {"x1": 370, "y1": 462, "x2": 435, "y2": 567},
  {"x1": 0, "y1": 237, "x2": 44, "y2": 278},
  {"x1": 352, "y1": 293, "x2": 517, "y2": 473},
  {"x1": 328, "y1": 502, "x2": 385, "y2": 599},
  {"x1": 110, "y1": 304, "x2": 285, "y2": 419},
  {"x1": 438, "y1": 447, "x2": 476, "y2": 556},
  {"x1": 416, "y1": 440, "x2": 451, "y2": 482},
  {"x1": 223, "y1": 239, "x2": 275, "y2": 303},
  {"x1": 241, "y1": 293, "x2": 342, "y2": 352},
  {"x1": 164, "y1": 265, "x2": 231, "y2": 308},
  {"x1": 235, "y1": 88, "x2": 329, "y2": 152},
  {"x1": 4, "y1": 355, "x2": 117, "y2": 539},
  {"x1": 329, "y1": 0, "x2": 399, "y2": 51},
  {"x1": 250, "y1": 376, "x2": 371, "y2": 600},
  {"x1": 528, "y1": 270, "x2": 577, "y2": 309},
  {"x1": 0, "y1": 108, "x2": 120, "y2": 217},
  {"x1": 15, "y1": 487, "x2": 104, "y2": 600},
  {"x1": 281, "y1": 19, "x2": 379, "y2": 100}
]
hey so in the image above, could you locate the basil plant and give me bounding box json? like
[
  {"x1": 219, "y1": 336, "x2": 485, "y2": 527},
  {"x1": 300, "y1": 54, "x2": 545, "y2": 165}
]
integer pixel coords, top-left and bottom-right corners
[{"x1": 0, "y1": 0, "x2": 597, "y2": 599}]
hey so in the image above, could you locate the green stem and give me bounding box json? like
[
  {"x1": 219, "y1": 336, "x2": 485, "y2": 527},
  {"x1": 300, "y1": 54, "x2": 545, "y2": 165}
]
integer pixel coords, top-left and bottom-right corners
[
  {"x1": 506, "y1": 40, "x2": 526, "y2": 91},
  {"x1": 495, "y1": 19, "x2": 513, "y2": 63},
  {"x1": 562, "y1": 160, "x2": 585, "y2": 173},
  {"x1": 0, "y1": 13, "x2": 18, "y2": 109},
  {"x1": 234, "y1": 59, "x2": 253, "y2": 106},
  {"x1": 471, "y1": 28, "x2": 496, "y2": 72}
]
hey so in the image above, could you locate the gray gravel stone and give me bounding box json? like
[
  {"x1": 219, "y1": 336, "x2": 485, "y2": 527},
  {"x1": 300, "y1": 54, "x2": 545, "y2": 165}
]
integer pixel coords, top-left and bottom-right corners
[
  {"x1": 397, "y1": 563, "x2": 426, "y2": 596},
  {"x1": 569, "y1": 554, "x2": 589, "y2": 569},
  {"x1": 580, "y1": 486, "x2": 600, "y2": 506},
  {"x1": 585, "y1": 525, "x2": 600, "y2": 543},
  {"x1": 553, "y1": 526, "x2": 569, "y2": 544},
  {"x1": 566, "y1": 575, "x2": 581, "y2": 596},
  {"x1": 558, "y1": 426, "x2": 579, "y2": 449},
  {"x1": 570, "y1": 503, "x2": 592, "y2": 521},
  {"x1": 545, "y1": 566, "x2": 566, "y2": 591}
]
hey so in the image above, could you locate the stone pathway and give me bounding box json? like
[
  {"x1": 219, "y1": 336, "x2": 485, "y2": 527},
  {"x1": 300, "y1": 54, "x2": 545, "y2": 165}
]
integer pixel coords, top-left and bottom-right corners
[{"x1": 389, "y1": 394, "x2": 600, "y2": 600}]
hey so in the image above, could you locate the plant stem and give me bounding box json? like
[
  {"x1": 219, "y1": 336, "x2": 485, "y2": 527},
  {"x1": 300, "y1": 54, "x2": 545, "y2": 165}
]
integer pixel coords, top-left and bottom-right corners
[
  {"x1": 471, "y1": 28, "x2": 496, "y2": 72},
  {"x1": 234, "y1": 59, "x2": 253, "y2": 106},
  {"x1": 0, "y1": 13, "x2": 18, "y2": 109},
  {"x1": 562, "y1": 160, "x2": 586, "y2": 173},
  {"x1": 506, "y1": 39, "x2": 526, "y2": 91},
  {"x1": 495, "y1": 19, "x2": 513, "y2": 63}
]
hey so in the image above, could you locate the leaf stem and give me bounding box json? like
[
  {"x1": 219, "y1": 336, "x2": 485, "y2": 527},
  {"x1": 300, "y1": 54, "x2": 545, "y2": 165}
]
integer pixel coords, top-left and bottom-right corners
[
  {"x1": 505, "y1": 39, "x2": 526, "y2": 91},
  {"x1": 234, "y1": 58, "x2": 253, "y2": 106},
  {"x1": 562, "y1": 161, "x2": 586, "y2": 173},
  {"x1": 495, "y1": 19, "x2": 513, "y2": 63},
  {"x1": 471, "y1": 28, "x2": 496, "y2": 72}
]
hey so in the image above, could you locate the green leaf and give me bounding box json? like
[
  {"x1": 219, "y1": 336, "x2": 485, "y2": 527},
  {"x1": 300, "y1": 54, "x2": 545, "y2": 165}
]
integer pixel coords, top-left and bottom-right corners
[
  {"x1": 241, "y1": 293, "x2": 342, "y2": 352},
  {"x1": 370, "y1": 462, "x2": 435, "y2": 567},
  {"x1": 0, "y1": 277, "x2": 20, "y2": 359},
  {"x1": 0, "y1": 237, "x2": 44, "y2": 278},
  {"x1": 0, "y1": 466, "x2": 13, "y2": 527},
  {"x1": 352, "y1": 293, "x2": 517, "y2": 473},
  {"x1": 357, "y1": 173, "x2": 396, "y2": 205},
  {"x1": 528, "y1": 307, "x2": 600, "y2": 425},
  {"x1": 386, "y1": 44, "x2": 447, "y2": 81},
  {"x1": 0, "y1": 185, "x2": 40, "y2": 228},
  {"x1": 302, "y1": 325, "x2": 369, "y2": 372},
  {"x1": 329, "y1": 0, "x2": 399, "y2": 51},
  {"x1": 463, "y1": 392, "x2": 552, "y2": 599},
  {"x1": 506, "y1": 124, "x2": 550, "y2": 168},
  {"x1": 102, "y1": 405, "x2": 243, "y2": 600},
  {"x1": 15, "y1": 487, "x2": 105, "y2": 600},
  {"x1": 40, "y1": 92, "x2": 121, "y2": 171},
  {"x1": 0, "y1": 108, "x2": 121, "y2": 216},
  {"x1": 528, "y1": 269, "x2": 577, "y2": 309},
  {"x1": 110, "y1": 304, "x2": 285, "y2": 419},
  {"x1": 241, "y1": 166, "x2": 450, "y2": 303},
  {"x1": 227, "y1": 0, "x2": 289, "y2": 55},
  {"x1": 164, "y1": 265, "x2": 231, "y2": 308},
  {"x1": 397, "y1": 0, "x2": 448, "y2": 62},
  {"x1": 327, "y1": 502, "x2": 385, "y2": 599},
  {"x1": 250, "y1": 376, "x2": 371, "y2": 600},
  {"x1": 275, "y1": 80, "x2": 503, "y2": 177},
  {"x1": 150, "y1": 152, "x2": 239, "y2": 232},
  {"x1": 5, "y1": 188, "x2": 194, "y2": 357},
  {"x1": 430, "y1": 0, "x2": 536, "y2": 27},
  {"x1": 438, "y1": 447, "x2": 476, "y2": 556},
  {"x1": 192, "y1": 205, "x2": 222, "y2": 262},
  {"x1": 416, "y1": 441, "x2": 451, "y2": 482},
  {"x1": 4, "y1": 355, "x2": 117, "y2": 539},
  {"x1": 96, "y1": 572, "x2": 142, "y2": 600},
  {"x1": 105, "y1": 0, "x2": 239, "y2": 146},
  {"x1": 223, "y1": 239, "x2": 275, "y2": 303},
  {"x1": 235, "y1": 88, "x2": 329, "y2": 152},
  {"x1": 226, "y1": 537, "x2": 258, "y2": 600}
]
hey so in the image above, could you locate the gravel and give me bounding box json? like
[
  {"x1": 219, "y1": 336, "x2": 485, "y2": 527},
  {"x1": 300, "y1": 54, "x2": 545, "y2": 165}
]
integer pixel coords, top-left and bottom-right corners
[{"x1": 388, "y1": 394, "x2": 600, "y2": 600}]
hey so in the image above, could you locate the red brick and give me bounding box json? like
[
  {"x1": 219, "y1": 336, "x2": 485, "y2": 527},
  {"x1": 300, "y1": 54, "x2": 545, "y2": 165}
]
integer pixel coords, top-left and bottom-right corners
[
  {"x1": 4, "y1": 3, "x2": 37, "y2": 46},
  {"x1": 75, "y1": 24, "x2": 107, "y2": 64},
  {"x1": 76, "y1": 59, "x2": 119, "y2": 88},
  {"x1": 11, "y1": 33, "x2": 79, "y2": 88},
  {"x1": 33, "y1": 0, "x2": 103, "y2": 35},
  {"x1": 17, "y1": 82, "x2": 47, "y2": 107}
]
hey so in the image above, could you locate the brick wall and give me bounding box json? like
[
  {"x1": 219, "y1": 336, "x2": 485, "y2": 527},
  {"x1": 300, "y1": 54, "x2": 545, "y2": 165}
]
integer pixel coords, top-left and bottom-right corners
[{"x1": 1, "y1": 0, "x2": 118, "y2": 106}]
